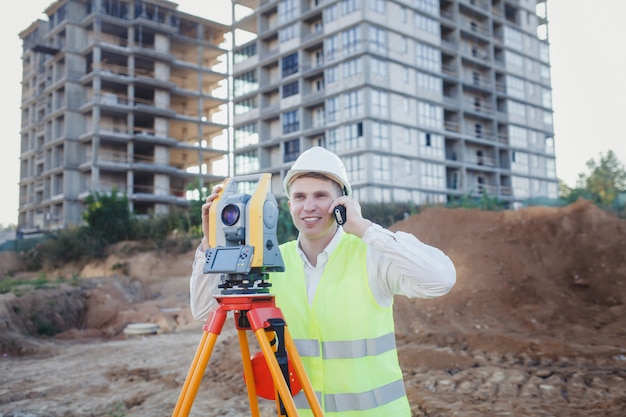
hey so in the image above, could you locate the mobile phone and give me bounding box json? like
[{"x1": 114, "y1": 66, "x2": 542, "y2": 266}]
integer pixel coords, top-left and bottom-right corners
[{"x1": 333, "y1": 205, "x2": 346, "y2": 225}]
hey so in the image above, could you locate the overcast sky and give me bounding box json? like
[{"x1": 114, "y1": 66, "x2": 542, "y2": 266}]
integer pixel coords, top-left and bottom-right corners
[{"x1": 1, "y1": 1, "x2": 624, "y2": 227}]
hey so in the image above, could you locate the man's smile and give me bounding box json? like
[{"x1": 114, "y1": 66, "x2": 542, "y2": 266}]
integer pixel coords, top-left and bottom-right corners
[{"x1": 302, "y1": 216, "x2": 322, "y2": 224}]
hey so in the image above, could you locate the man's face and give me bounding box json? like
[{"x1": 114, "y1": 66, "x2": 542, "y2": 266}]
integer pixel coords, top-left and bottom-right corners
[{"x1": 288, "y1": 176, "x2": 340, "y2": 241}]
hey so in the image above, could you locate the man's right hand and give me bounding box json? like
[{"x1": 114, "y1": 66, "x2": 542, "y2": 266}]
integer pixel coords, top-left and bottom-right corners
[{"x1": 201, "y1": 184, "x2": 223, "y2": 251}]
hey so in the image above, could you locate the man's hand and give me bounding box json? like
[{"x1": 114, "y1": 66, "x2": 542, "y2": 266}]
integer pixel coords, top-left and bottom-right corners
[
  {"x1": 201, "y1": 184, "x2": 223, "y2": 251},
  {"x1": 329, "y1": 196, "x2": 373, "y2": 238}
]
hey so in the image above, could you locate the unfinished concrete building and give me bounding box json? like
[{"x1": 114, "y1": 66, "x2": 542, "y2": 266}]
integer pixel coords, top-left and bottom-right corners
[
  {"x1": 229, "y1": 0, "x2": 558, "y2": 206},
  {"x1": 18, "y1": 0, "x2": 230, "y2": 233}
]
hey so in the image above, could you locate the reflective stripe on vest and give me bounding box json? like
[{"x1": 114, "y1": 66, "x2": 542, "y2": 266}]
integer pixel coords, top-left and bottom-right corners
[
  {"x1": 294, "y1": 379, "x2": 406, "y2": 412},
  {"x1": 294, "y1": 332, "x2": 397, "y2": 359},
  {"x1": 270, "y1": 234, "x2": 411, "y2": 416}
]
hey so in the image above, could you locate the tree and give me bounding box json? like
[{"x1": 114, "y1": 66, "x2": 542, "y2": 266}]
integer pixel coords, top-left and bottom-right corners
[
  {"x1": 584, "y1": 150, "x2": 626, "y2": 208},
  {"x1": 561, "y1": 150, "x2": 626, "y2": 212},
  {"x1": 82, "y1": 188, "x2": 133, "y2": 245}
]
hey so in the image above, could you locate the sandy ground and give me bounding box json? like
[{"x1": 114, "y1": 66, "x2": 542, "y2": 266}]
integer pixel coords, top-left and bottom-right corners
[{"x1": 1, "y1": 199, "x2": 625, "y2": 417}]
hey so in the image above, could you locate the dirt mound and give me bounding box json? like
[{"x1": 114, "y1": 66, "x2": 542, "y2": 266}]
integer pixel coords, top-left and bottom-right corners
[
  {"x1": 0, "y1": 244, "x2": 200, "y2": 355},
  {"x1": 391, "y1": 199, "x2": 626, "y2": 345},
  {"x1": 1, "y1": 199, "x2": 625, "y2": 416}
]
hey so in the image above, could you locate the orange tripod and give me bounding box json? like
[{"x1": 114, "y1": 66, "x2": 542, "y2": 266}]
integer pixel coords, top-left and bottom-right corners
[{"x1": 171, "y1": 293, "x2": 324, "y2": 417}]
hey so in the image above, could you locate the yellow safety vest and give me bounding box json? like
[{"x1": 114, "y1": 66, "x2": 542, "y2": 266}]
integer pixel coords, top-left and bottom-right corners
[{"x1": 269, "y1": 233, "x2": 411, "y2": 417}]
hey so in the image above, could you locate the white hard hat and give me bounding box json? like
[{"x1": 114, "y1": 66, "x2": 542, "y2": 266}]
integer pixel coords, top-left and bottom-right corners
[{"x1": 283, "y1": 146, "x2": 352, "y2": 197}]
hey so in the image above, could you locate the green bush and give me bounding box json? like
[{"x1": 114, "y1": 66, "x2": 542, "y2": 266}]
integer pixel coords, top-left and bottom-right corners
[
  {"x1": 131, "y1": 207, "x2": 200, "y2": 241},
  {"x1": 277, "y1": 198, "x2": 298, "y2": 244},
  {"x1": 83, "y1": 189, "x2": 133, "y2": 245},
  {"x1": 24, "y1": 226, "x2": 105, "y2": 270},
  {"x1": 34, "y1": 317, "x2": 58, "y2": 337},
  {"x1": 0, "y1": 278, "x2": 18, "y2": 294},
  {"x1": 15, "y1": 191, "x2": 506, "y2": 269},
  {"x1": 446, "y1": 193, "x2": 508, "y2": 210},
  {"x1": 19, "y1": 189, "x2": 208, "y2": 269}
]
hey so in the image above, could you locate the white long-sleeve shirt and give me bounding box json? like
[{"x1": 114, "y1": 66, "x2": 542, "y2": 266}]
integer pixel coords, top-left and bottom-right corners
[{"x1": 189, "y1": 223, "x2": 456, "y2": 322}]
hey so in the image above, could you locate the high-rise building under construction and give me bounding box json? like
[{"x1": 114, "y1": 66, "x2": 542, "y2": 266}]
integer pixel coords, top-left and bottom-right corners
[
  {"x1": 230, "y1": 0, "x2": 557, "y2": 205},
  {"x1": 17, "y1": 0, "x2": 557, "y2": 233},
  {"x1": 18, "y1": 0, "x2": 230, "y2": 233}
]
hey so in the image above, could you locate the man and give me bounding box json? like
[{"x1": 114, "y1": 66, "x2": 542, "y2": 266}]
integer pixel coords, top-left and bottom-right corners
[{"x1": 189, "y1": 146, "x2": 456, "y2": 416}]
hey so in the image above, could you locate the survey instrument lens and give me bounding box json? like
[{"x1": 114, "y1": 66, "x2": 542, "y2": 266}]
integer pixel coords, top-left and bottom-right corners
[{"x1": 221, "y1": 204, "x2": 240, "y2": 226}]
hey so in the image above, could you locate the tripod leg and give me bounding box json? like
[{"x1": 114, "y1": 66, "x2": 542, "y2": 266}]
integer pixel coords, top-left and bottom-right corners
[
  {"x1": 171, "y1": 331, "x2": 209, "y2": 416},
  {"x1": 254, "y1": 328, "x2": 299, "y2": 417},
  {"x1": 284, "y1": 328, "x2": 324, "y2": 417},
  {"x1": 238, "y1": 329, "x2": 261, "y2": 417},
  {"x1": 172, "y1": 310, "x2": 226, "y2": 417}
]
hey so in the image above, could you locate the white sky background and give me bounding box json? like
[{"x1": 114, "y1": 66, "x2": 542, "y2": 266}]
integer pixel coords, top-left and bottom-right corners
[{"x1": 1, "y1": 0, "x2": 624, "y2": 226}]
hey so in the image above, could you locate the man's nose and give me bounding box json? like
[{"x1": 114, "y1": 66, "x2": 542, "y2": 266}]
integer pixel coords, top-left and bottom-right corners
[{"x1": 303, "y1": 197, "x2": 316, "y2": 211}]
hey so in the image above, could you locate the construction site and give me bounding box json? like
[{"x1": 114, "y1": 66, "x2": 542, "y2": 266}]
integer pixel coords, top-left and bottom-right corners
[{"x1": 0, "y1": 199, "x2": 625, "y2": 416}]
